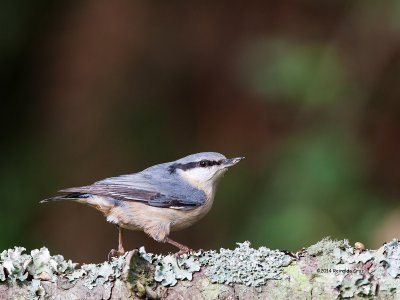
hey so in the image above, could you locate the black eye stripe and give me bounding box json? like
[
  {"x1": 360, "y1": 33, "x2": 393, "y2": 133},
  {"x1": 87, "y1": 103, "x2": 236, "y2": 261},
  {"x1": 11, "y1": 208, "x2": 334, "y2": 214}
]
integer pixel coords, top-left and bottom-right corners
[
  {"x1": 199, "y1": 160, "x2": 220, "y2": 167},
  {"x1": 168, "y1": 159, "x2": 223, "y2": 173}
]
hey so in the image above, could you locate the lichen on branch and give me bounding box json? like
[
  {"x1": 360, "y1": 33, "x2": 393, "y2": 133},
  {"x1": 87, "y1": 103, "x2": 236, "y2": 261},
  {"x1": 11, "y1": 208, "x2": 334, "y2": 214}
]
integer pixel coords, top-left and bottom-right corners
[{"x1": 1, "y1": 238, "x2": 400, "y2": 299}]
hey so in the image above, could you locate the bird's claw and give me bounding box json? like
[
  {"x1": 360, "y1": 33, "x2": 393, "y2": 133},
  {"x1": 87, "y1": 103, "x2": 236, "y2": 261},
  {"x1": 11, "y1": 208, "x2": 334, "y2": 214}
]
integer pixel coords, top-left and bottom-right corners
[
  {"x1": 175, "y1": 247, "x2": 190, "y2": 258},
  {"x1": 108, "y1": 249, "x2": 125, "y2": 261},
  {"x1": 174, "y1": 247, "x2": 206, "y2": 258}
]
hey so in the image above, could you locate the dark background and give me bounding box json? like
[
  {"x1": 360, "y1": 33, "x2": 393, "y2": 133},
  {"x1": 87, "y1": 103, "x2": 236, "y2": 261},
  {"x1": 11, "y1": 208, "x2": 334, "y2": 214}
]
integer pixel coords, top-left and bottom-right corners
[{"x1": 2, "y1": 0, "x2": 400, "y2": 263}]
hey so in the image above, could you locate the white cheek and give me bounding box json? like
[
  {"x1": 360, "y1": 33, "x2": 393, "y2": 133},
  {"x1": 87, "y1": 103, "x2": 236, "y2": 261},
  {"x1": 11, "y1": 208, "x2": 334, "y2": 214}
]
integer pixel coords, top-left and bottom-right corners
[
  {"x1": 178, "y1": 167, "x2": 225, "y2": 195},
  {"x1": 182, "y1": 168, "x2": 214, "y2": 183}
]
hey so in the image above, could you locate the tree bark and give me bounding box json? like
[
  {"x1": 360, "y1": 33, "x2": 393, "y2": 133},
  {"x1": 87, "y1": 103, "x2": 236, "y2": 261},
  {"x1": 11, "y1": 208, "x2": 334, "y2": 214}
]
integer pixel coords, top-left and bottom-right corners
[{"x1": 1, "y1": 238, "x2": 400, "y2": 299}]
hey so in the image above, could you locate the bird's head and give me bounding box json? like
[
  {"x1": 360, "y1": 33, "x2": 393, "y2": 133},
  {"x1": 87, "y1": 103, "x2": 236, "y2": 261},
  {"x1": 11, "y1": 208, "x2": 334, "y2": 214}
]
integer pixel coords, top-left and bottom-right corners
[{"x1": 168, "y1": 152, "x2": 244, "y2": 192}]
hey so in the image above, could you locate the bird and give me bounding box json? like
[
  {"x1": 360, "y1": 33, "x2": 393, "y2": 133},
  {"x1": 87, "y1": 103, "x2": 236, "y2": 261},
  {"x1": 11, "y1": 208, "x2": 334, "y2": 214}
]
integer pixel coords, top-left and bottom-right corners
[{"x1": 41, "y1": 152, "x2": 244, "y2": 258}]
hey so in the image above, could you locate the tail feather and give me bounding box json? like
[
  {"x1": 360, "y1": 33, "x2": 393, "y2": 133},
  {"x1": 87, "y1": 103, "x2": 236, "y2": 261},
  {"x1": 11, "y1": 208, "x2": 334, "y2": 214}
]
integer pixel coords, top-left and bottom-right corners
[{"x1": 40, "y1": 193, "x2": 90, "y2": 203}]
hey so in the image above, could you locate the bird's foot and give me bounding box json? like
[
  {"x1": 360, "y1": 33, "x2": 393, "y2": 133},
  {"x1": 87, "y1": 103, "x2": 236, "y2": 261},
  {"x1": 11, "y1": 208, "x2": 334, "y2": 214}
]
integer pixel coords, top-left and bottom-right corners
[
  {"x1": 108, "y1": 248, "x2": 125, "y2": 261},
  {"x1": 175, "y1": 246, "x2": 190, "y2": 258}
]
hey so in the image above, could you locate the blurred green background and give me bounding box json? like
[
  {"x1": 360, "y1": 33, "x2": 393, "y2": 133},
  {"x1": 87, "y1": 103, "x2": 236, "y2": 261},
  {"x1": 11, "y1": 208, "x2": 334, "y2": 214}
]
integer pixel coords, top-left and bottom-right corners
[{"x1": 2, "y1": 0, "x2": 400, "y2": 263}]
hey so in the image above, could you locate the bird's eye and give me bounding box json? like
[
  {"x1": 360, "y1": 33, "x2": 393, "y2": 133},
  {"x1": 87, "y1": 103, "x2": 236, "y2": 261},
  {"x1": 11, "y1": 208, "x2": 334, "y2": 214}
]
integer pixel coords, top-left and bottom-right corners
[{"x1": 199, "y1": 160, "x2": 207, "y2": 167}]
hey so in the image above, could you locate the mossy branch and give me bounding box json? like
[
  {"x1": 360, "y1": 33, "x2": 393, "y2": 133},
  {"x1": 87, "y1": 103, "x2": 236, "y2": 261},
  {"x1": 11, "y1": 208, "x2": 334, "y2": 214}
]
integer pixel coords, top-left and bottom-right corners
[{"x1": 1, "y1": 238, "x2": 400, "y2": 299}]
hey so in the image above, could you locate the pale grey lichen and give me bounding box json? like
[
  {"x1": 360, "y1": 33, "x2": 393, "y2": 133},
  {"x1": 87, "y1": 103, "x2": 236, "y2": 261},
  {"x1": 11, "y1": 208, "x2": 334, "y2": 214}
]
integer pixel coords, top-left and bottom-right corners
[
  {"x1": 0, "y1": 247, "x2": 30, "y2": 282},
  {"x1": 331, "y1": 245, "x2": 373, "y2": 265},
  {"x1": 371, "y1": 238, "x2": 400, "y2": 295},
  {"x1": 354, "y1": 251, "x2": 374, "y2": 264},
  {"x1": 0, "y1": 246, "x2": 128, "y2": 293},
  {"x1": 381, "y1": 238, "x2": 400, "y2": 278},
  {"x1": 138, "y1": 242, "x2": 293, "y2": 288},
  {"x1": 28, "y1": 247, "x2": 76, "y2": 282},
  {"x1": 308, "y1": 237, "x2": 350, "y2": 257},
  {"x1": 0, "y1": 246, "x2": 76, "y2": 283},
  {"x1": 4, "y1": 238, "x2": 400, "y2": 298},
  {"x1": 333, "y1": 267, "x2": 375, "y2": 298},
  {"x1": 0, "y1": 247, "x2": 76, "y2": 299},
  {"x1": 27, "y1": 279, "x2": 45, "y2": 300},
  {"x1": 305, "y1": 239, "x2": 378, "y2": 298},
  {"x1": 139, "y1": 247, "x2": 201, "y2": 286},
  {"x1": 199, "y1": 241, "x2": 293, "y2": 287},
  {"x1": 200, "y1": 242, "x2": 293, "y2": 287},
  {"x1": 67, "y1": 253, "x2": 129, "y2": 289},
  {"x1": 302, "y1": 238, "x2": 400, "y2": 298}
]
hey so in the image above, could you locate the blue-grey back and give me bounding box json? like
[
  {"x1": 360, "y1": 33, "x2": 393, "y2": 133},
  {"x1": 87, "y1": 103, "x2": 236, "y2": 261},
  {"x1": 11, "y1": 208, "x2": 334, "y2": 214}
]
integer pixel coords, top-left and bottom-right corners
[{"x1": 59, "y1": 152, "x2": 227, "y2": 209}]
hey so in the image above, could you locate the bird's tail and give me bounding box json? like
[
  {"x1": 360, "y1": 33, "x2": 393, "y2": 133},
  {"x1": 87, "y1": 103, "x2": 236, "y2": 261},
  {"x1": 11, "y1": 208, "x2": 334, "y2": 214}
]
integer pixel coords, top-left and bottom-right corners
[{"x1": 40, "y1": 193, "x2": 90, "y2": 203}]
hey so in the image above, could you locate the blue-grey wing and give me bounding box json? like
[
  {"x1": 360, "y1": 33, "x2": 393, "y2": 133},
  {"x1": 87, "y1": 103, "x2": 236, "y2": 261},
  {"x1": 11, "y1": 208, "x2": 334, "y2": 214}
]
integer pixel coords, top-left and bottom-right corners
[{"x1": 58, "y1": 170, "x2": 206, "y2": 210}]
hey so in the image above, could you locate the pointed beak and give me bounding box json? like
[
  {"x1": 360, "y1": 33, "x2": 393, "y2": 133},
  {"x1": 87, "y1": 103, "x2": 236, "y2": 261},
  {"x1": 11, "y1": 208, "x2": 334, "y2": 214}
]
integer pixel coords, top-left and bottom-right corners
[{"x1": 221, "y1": 156, "x2": 245, "y2": 167}]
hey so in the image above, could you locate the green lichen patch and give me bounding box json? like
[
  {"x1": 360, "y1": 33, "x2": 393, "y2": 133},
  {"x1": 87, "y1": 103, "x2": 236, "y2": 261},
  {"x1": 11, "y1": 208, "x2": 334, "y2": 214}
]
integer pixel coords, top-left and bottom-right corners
[
  {"x1": 198, "y1": 278, "x2": 230, "y2": 299},
  {"x1": 283, "y1": 264, "x2": 311, "y2": 290}
]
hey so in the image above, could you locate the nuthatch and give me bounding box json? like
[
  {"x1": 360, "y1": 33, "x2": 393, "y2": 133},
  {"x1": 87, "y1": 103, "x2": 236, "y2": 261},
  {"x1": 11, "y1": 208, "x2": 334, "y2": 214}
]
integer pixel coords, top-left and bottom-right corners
[{"x1": 41, "y1": 152, "x2": 244, "y2": 257}]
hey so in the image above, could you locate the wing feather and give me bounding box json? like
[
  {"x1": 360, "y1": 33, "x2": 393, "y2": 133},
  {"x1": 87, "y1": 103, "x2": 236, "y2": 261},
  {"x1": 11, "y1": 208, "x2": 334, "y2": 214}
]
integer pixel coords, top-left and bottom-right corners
[{"x1": 58, "y1": 172, "x2": 205, "y2": 209}]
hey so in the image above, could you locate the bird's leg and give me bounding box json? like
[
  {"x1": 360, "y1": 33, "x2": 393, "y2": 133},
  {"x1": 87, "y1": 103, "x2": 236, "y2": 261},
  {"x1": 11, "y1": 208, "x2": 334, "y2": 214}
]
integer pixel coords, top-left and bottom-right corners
[
  {"x1": 118, "y1": 226, "x2": 125, "y2": 253},
  {"x1": 108, "y1": 226, "x2": 125, "y2": 260},
  {"x1": 165, "y1": 237, "x2": 190, "y2": 256}
]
